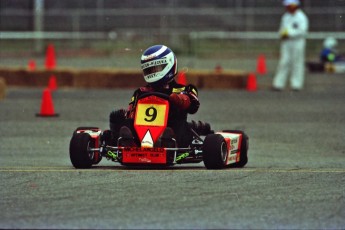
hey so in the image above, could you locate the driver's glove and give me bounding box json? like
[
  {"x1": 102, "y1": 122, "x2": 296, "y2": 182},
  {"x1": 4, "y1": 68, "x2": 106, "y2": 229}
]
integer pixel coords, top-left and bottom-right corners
[{"x1": 169, "y1": 93, "x2": 191, "y2": 110}]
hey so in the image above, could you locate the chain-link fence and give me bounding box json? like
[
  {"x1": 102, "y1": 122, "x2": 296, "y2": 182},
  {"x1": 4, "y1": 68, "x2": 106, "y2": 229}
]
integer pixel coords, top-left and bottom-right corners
[{"x1": 1, "y1": 0, "x2": 344, "y2": 59}]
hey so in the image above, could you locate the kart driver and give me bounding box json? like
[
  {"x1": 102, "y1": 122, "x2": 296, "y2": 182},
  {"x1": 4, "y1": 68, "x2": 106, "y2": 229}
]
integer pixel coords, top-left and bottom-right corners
[{"x1": 109, "y1": 45, "x2": 211, "y2": 147}]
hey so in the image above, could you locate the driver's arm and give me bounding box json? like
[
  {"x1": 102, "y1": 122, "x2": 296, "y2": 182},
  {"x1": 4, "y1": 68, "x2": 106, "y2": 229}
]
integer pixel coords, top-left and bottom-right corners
[
  {"x1": 186, "y1": 84, "x2": 200, "y2": 114},
  {"x1": 169, "y1": 84, "x2": 200, "y2": 114}
]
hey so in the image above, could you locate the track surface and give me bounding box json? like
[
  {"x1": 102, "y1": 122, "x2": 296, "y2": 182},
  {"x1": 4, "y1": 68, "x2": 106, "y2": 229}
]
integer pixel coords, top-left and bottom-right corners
[{"x1": 1, "y1": 73, "x2": 345, "y2": 229}]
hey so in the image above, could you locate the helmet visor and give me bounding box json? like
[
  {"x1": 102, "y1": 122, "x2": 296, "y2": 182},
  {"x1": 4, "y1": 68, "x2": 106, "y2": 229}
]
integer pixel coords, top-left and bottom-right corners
[{"x1": 143, "y1": 64, "x2": 167, "y2": 76}]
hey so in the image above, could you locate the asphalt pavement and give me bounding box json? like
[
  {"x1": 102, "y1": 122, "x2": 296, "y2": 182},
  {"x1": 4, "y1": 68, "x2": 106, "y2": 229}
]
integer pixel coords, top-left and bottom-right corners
[{"x1": 0, "y1": 73, "x2": 344, "y2": 229}]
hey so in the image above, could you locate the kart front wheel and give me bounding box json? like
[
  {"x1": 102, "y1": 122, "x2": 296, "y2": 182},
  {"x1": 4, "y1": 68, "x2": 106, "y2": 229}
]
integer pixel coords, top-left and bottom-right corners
[
  {"x1": 69, "y1": 133, "x2": 95, "y2": 169},
  {"x1": 203, "y1": 134, "x2": 228, "y2": 169}
]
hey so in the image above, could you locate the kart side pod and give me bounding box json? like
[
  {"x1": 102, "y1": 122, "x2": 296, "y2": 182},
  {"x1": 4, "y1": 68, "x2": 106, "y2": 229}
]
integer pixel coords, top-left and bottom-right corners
[{"x1": 202, "y1": 131, "x2": 248, "y2": 169}]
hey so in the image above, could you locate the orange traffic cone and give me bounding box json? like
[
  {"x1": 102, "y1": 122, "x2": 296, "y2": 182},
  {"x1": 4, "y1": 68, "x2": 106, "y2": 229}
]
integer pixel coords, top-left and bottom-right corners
[
  {"x1": 48, "y1": 75, "x2": 57, "y2": 91},
  {"x1": 28, "y1": 60, "x2": 36, "y2": 71},
  {"x1": 256, "y1": 54, "x2": 267, "y2": 75},
  {"x1": 36, "y1": 88, "x2": 59, "y2": 117},
  {"x1": 246, "y1": 73, "x2": 257, "y2": 92},
  {"x1": 176, "y1": 72, "x2": 187, "y2": 85},
  {"x1": 45, "y1": 44, "x2": 56, "y2": 70}
]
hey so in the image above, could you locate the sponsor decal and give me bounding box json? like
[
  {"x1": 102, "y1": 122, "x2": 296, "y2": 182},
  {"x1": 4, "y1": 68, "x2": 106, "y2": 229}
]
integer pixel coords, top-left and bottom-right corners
[
  {"x1": 226, "y1": 153, "x2": 239, "y2": 165},
  {"x1": 107, "y1": 150, "x2": 117, "y2": 160},
  {"x1": 124, "y1": 147, "x2": 165, "y2": 152},
  {"x1": 176, "y1": 152, "x2": 189, "y2": 162},
  {"x1": 228, "y1": 154, "x2": 237, "y2": 162},
  {"x1": 172, "y1": 87, "x2": 185, "y2": 93},
  {"x1": 122, "y1": 147, "x2": 166, "y2": 164},
  {"x1": 224, "y1": 138, "x2": 237, "y2": 151},
  {"x1": 141, "y1": 59, "x2": 168, "y2": 69},
  {"x1": 145, "y1": 73, "x2": 158, "y2": 80}
]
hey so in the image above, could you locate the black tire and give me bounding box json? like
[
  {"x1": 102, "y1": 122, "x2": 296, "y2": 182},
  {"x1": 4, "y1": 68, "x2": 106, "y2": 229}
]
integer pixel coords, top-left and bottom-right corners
[
  {"x1": 222, "y1": 130, "x2": 249, "y2": 168},
  {"x1": 203, "y1": 134, "x2": 228, "y2": 169},
  {"x1": 69, "y1": 133, "x2": 94, "y2": 169}
]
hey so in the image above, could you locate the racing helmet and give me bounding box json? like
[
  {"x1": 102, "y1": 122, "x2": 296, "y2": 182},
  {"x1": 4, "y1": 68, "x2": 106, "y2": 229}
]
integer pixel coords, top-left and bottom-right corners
[
  {"x1": 141, "y1": 45, "x2": 178, "y2": 87},
  {"x1": 323, "y1": 37, "x2": 338, "y2": 49}
]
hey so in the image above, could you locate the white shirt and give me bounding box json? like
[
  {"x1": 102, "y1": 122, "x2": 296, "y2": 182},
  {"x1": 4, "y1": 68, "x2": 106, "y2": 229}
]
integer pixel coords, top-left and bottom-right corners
[{"x1": 279, "y1": 9, "x2": 309, "y2": 39}]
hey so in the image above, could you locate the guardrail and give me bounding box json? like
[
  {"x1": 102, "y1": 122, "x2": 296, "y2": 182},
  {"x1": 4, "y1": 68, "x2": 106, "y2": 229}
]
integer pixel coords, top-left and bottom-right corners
[
  {"x1": 189, "y1": 31, "x2": 345, "y2": 40},
  {"x1": 1, "y1": 31, "x2": 344, "y2": 41},
  {"x1": 0, "y1": 31, "x2": 115, "y2": 40}
]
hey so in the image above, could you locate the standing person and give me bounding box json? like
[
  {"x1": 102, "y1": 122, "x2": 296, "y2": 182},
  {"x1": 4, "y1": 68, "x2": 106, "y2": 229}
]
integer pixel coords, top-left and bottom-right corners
[{"x1": 272, "y1": 0, "x2": 309, "y2": 91}]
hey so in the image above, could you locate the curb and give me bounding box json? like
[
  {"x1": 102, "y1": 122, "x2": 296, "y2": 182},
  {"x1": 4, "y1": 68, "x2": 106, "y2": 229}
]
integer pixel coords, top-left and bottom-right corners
[{"x1": 0, "y1": 68, "x2": 248, "y2": 89}]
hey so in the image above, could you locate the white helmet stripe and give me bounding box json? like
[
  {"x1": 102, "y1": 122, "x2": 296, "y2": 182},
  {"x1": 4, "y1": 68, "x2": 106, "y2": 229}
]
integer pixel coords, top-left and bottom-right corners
[{"x1": 141, "y1": 45, "x2": 167, "y2": 61}]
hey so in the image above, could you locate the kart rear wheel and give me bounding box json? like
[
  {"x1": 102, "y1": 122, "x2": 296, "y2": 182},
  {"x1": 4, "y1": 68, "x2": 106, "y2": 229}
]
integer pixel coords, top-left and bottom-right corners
[
  {"x1": 223, "y1": 130, "x2": 248, "y2": 168},
  {"x1": 69, "y1": 133, "x2": 95, "y2": 169},
  {"x1": 203, "y1": 134, "x2": 228, "y2": 169}
]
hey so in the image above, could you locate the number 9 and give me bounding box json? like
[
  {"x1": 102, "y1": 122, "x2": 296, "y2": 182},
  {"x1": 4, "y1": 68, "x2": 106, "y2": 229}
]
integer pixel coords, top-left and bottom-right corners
[{"x1": 144, "y1": 107, "x2": 157, "y2": 122}]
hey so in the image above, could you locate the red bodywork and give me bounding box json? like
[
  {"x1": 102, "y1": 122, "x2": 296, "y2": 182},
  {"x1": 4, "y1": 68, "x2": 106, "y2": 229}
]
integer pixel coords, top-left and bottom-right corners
[{"x1": 123, "y1": 95, "x2": 170, "y2": 164}]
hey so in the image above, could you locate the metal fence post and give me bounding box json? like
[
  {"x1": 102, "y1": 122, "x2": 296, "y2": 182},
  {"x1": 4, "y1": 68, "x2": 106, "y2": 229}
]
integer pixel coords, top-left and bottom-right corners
[{"x1": 34, "y1": 0, "x2": 44, "y2": 54}]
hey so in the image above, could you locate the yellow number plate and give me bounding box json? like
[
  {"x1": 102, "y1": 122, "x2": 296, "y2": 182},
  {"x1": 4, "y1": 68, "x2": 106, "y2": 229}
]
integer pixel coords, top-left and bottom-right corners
[{"x1": 135, "y1": 104, "x2": 167, "y2": 126}]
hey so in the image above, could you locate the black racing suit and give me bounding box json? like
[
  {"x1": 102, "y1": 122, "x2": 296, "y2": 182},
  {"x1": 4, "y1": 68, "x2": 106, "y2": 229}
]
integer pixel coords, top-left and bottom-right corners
[{"x1": 110, "y1": 80, "x2": 200, "y2": 147}]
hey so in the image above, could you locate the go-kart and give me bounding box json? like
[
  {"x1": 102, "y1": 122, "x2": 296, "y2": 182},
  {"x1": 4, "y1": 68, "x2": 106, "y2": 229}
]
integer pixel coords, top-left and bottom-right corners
[{"x1": 69, "y1": 92, "x2": 248, "y2": 169}]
